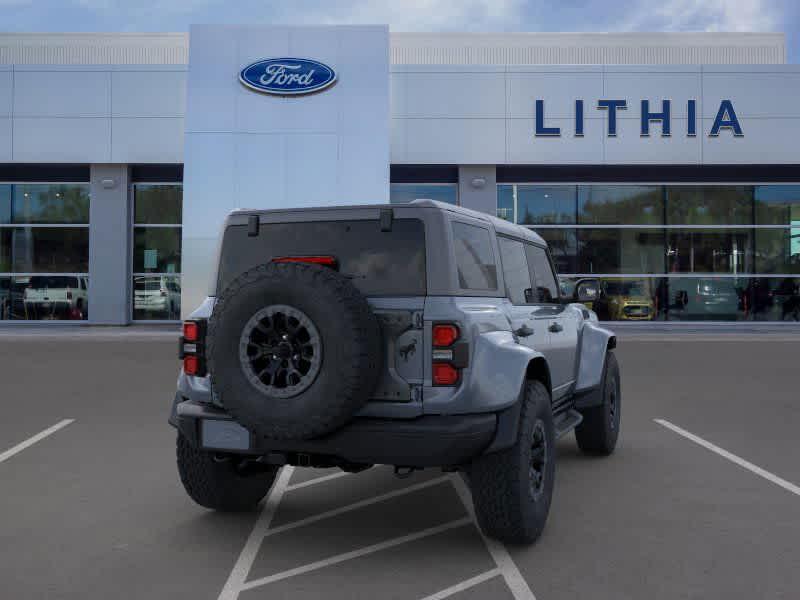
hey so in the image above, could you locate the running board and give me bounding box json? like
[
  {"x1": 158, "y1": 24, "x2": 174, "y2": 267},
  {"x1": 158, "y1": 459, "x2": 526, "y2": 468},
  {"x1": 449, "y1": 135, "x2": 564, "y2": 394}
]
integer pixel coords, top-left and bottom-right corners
[{"x1": 554, "y1": 409, "x2": 583, "y2": 439}]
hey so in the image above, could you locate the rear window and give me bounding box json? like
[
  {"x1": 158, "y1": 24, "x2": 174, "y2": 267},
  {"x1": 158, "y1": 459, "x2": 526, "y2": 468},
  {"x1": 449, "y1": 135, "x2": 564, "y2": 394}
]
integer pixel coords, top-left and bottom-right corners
[
  {"x1": 29, "y1": 276, "x2": 79, "y2": 289},
  {"x1": 218, "y1": 219, "x2": 426, "y2": 296}
]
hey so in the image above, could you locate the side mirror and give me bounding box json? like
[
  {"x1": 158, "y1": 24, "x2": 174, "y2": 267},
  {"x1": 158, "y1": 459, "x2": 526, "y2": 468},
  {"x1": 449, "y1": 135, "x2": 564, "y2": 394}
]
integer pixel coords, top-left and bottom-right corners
[{"x1": 573, "y1": 278, "x2": 600, "y2": 303}]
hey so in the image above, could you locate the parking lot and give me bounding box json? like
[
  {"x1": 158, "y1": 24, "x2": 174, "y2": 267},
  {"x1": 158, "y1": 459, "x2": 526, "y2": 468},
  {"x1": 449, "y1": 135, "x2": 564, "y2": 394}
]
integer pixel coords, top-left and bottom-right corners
[{"x1": 1, "y1": 328, "x2": 799, "y2": 600}]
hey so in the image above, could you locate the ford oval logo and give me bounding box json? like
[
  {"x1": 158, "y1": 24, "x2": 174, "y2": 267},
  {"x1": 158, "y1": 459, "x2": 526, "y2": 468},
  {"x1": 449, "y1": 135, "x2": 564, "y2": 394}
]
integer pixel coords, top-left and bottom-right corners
[{"x1": 239, "y1": 58, "x2": 337, "y2": 96}]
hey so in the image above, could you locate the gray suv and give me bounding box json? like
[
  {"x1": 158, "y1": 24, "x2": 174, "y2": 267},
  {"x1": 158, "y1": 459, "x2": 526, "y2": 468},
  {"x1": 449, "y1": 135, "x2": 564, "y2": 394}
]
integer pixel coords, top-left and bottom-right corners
[{"x1": 169, "y1": 200, "x2": 620, "y2": 544}]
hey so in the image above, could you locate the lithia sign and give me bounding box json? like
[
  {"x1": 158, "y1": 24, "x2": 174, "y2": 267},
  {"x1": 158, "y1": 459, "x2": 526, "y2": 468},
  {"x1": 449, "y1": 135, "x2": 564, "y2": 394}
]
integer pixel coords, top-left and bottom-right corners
[{"x1": 535, "y1": 99, "x2": 743, "y2": 138}]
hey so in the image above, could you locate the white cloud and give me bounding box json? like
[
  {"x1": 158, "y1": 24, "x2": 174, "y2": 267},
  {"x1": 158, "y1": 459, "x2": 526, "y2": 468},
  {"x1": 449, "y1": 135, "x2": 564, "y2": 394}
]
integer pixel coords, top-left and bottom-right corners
[
  {"x1": 275, "y1": 0, "x2": 525, "y2": 31},
  {"x1": 622, "y1": 0, "x2": 780, "y2": 32}
]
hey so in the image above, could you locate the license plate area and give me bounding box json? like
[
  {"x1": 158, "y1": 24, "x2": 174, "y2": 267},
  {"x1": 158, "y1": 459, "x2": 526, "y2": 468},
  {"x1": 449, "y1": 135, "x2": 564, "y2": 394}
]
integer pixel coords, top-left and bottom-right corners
[{"x1": 201, "y1": 419, "x2": 251, "y2": 451}]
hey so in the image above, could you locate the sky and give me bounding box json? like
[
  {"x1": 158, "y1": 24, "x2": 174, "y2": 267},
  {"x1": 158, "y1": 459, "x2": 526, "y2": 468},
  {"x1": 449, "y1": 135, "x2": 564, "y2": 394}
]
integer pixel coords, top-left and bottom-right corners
[{"x1": 0, "y1": 0, "x2": 797, "y2": 62}]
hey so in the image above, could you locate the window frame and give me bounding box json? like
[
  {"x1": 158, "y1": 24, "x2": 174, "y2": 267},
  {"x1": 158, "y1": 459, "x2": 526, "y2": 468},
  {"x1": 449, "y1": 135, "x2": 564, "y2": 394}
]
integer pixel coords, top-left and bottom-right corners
[
  {"x1": 130, "y1": 182, "x2": 183, "y2": 323},
  {"x1": 451, "y1": 220, "x2": 500, "y2": 294},
  {"x1": 0, "y1": 181, "x2": 90, "y2": 323},
  {"x1": 524, "y1": 242, "x2": 562, "y2": 305},
  {"x1": 497, "y1": 234, "x2": 535, "y2": 305}
]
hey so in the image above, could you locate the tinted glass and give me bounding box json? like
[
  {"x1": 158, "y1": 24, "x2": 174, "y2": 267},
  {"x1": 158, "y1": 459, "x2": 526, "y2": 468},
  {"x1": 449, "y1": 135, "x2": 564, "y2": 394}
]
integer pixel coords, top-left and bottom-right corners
[
  {"x1": 452, "y1": 222, "x2": 498, "y2": 291},
  {"x1": 516, "y1": 185, "x2": 575, "y2": 224},
  {"x1": 667, "y1": 277, "x2": 747, "y2": 321},
  {"x1": 755, "y1": 185, "x2": 800, "y2": 225},
  {"x1": 0, "y1": 184, "x2": 90, "y2": 224},
  {"x1": 218, "y1": 219, "x2": 427, "y2": 296},
  {"x1": 133, "y1": 227, "x2": 182, "y2": 273},
  {"x1": 755, "y1": 228, "x2": 800, "y2": 274},
  {"x1": 578, "y1": 185, "x2": 663, "y2": 225},
  {"x1": 1, "y1": 228, "x2": 89, "y2": 273},
  {"x1": 666, "y1": 229, "x2": 753, "y2": 274},
  {"x1": 535, "y1": 229, "x2": 578, "y2": 274},
  {"x1": 666, "y1": 186, "x2": 752, "y2": 225},
  {"x1": 525, "y1": 244, "x2": 559, "y2": 303},
  {"x1": 498, "y1": 237, "x2": 532, "y2": 304},
  {"x1": 133, "y1": 275, "x2": 181, "y2": 320},
  {"x1": 0, "y1": 275, "x2": 89, "y2": 320},
  {"x1": 590, "y1": 277, "x2": 664, "y2": 321},
  {"x1": 390, "y1": 184, "x2": 457, "y2": 205},
  {"x1": 578, "y1": 229, "x2": 664, "y2": 274},
  {"x1": 497, "y1": 185, "x2": 514, "y2": 221},
  {"x1": 134, "y1": 185, "x2": 182, "y2": 224},
  {"x1": 750, "y1": 277, "x2": 800, "y2": 321}
]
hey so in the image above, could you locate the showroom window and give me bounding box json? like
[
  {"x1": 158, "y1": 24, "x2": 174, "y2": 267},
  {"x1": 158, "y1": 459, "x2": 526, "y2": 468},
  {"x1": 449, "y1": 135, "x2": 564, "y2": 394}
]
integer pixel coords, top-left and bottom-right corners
[
  {"x1": 0, "y1": 183, "x2": 90, "y2": 321},
  {"x1": 132, "y1": 184, "x2": 182, "y2": 321},
  {"x1": 497, "y1": 184, "x2": 800, "y2": 322},
  {"x1": 390, "y1": 183, "x2": 458, "y2": 205}
]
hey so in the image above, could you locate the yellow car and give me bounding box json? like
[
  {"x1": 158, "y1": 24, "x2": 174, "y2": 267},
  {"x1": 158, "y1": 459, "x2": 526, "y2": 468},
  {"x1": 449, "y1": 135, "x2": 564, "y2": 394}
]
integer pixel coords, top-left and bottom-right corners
[{"x1": 594, "y1": 279, "x2": 655, "y2": 321}]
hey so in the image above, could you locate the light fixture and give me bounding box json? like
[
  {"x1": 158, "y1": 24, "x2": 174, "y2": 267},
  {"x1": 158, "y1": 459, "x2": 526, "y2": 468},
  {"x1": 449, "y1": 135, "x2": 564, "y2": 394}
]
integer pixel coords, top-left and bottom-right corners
[
  {"x1": 101, "y1": 178, "x2": 116, "y2": 189},
  {"x1": 470, "y1": 177, "x2": 486, "y2": 189}
]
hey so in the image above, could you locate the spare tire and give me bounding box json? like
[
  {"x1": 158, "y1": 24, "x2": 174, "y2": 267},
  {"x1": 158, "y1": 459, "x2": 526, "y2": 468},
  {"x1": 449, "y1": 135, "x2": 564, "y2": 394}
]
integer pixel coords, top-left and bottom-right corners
[{"x1": 207, "y1": 262, "x2": 382, "y2": 440}]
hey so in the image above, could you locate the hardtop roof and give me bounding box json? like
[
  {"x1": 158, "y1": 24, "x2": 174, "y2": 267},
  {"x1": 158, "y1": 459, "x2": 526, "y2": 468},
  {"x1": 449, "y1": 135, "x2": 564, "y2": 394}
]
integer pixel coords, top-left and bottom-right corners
[{"x1": 229, "y1": 199, "x2": 546, "y2": 246}]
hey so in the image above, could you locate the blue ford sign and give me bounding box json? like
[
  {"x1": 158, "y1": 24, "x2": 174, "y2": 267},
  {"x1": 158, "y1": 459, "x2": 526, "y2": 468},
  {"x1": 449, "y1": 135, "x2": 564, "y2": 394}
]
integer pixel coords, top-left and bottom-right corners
[{"x1": 239, "y1": 58, "x2": 337, "y2": 96}]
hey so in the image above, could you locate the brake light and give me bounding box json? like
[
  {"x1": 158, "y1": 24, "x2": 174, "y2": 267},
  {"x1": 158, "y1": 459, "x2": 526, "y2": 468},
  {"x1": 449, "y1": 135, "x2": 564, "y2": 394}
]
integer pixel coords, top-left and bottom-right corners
[
  {"x1": 432, "y1": 324, "x2": 459, "y2": 347},
  {"x1": 272, "y1": 255, "x2": 337, "y2": 267},
  {"x1": 183, "y1": 355, "x2": 199, "y2": 376},
  {"x1": 183, "y1": 321, "x2": 200, "y2": 342},
  {"x1": 433, "y1": 363, "x2": 459, "y2": 386},
  {"x1": 180, "y1": 320, "x2": 206, "y2": 376},
  {"x1": 431, "y1": 322, "x2": 466, "y2": 386}
]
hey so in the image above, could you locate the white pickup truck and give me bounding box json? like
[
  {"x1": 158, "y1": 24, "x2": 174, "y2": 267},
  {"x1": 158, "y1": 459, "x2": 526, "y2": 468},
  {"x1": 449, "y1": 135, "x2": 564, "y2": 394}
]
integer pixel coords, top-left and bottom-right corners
[{"x1": 23, "y1": 275, "x2": 88, "y2": 319}]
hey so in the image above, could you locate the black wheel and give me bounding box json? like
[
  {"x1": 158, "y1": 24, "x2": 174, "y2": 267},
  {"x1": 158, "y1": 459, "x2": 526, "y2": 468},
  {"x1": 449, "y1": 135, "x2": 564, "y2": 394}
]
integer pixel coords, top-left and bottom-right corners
[
  {"x1": 467, "y1": 380, "x2": 556, "y2": 545},
  {"x1": 207, "y1": 262, "x2": 382, "y2": 440},
  {"x1": 176, "y1": 433, "x2": 279, "y2": 511},
  {"x1": 575, "y1": 351, "x2": 621, "y2": 455}
]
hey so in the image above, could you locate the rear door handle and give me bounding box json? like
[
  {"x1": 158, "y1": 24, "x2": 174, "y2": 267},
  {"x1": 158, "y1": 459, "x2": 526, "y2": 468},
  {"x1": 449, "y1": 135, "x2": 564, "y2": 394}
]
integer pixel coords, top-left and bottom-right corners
[{"x1": 548, "y1": 322, "x2": 563, "y2": 333}]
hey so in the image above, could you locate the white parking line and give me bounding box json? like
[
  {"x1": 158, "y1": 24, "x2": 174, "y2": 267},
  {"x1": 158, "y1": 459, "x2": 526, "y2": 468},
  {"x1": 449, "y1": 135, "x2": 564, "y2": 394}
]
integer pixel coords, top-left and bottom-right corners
[
  {"x1": 417, "y1": 569, "x2": 501, "y2": 600},
  {"x1": 655, "y1": 418, "x2": 800, "y2": 497},
  {"x1": 265, "y1": 476, "x2": 451, "y2": 538},
  {"x1": 239, "y1": 518, "x2": 472, "y2": 591},
  {"x1": 450, "y1": 475, "x2": 537, "y2": 600},
  {"x1": 217, "y1": 466, "x2": 294, "y2": 600},
  {"x1": 285, "y1": 470, "x2": 351, "y2": 491},
  {"x1": 0, "y1": 419, "x2": 75, "y2": 464}
]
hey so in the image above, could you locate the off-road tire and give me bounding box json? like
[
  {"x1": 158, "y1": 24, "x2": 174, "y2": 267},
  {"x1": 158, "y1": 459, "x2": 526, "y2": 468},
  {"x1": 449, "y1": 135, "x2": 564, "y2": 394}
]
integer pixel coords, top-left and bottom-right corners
[
  {"x1": 176, "y1": 433, "x2": 279, "y2": 511},
  {"x1": 575, "y1": 351, "x2": 621, "y2": 455},
  {"x1": 207, "y1": 262, "x2": 382, "y2": 440},
  {"x1": 466, "y1": 380, "x2": 556, "y2": 545}
]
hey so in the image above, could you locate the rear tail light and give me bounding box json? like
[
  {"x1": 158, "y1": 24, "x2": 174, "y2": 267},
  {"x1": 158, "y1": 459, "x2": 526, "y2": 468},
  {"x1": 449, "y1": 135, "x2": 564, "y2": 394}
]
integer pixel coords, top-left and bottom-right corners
[
  {"x1": 272, "y1": 255, "x2": 338, "y2": 268},
  {"x1": 180, "y1": 320, "x2": 206, "y2": 376},
  {"x1": 183, "y1": 321, "x2": 200, "y2": 342},
  {"x1": 183, "y1": 355, "x2": 200, "y2": 376},
  {"x1": 432, "y1": 363, "x2": 459, "y2": 386},
  {"x1": 431, "y1": 322, "x2": 468, "y2": 386},
  {"x1": 432, "y1": 324, "x2": 459, "y2": 347}
]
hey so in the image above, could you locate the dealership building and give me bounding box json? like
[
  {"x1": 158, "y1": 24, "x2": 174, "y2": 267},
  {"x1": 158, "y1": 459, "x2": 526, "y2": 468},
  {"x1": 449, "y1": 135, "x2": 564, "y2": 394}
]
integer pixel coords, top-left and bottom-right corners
[{"x1": 0, "y1": 28, "x2": 798, "y2": 325}]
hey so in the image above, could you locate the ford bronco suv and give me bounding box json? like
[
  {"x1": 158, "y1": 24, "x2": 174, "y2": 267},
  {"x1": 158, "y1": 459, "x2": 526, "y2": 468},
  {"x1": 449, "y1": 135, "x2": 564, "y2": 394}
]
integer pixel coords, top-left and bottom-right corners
[{"x1": 169, "y1": 200, "x2": 620, "y2": 544}]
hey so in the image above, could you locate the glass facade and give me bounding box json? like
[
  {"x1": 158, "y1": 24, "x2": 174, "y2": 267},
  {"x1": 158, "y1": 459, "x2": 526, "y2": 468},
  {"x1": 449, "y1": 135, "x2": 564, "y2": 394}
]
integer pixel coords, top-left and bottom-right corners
[
  {"x1": 0, "y1": 183, "x2": 90, "y2": 320},
  {"x1": 390, "y1": 183, "x2": 458, "y2": 205},
  {"x1": 498, "y1": 184, "x2": 800, "y2": 321},
  {"x1": 132, "y1": 184, "x2": 182, "y2": 320}
]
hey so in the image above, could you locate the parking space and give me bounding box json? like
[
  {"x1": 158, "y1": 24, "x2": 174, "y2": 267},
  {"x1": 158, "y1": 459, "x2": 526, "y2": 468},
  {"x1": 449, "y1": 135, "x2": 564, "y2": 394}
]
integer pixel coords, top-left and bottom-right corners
[{"x1": 1, "y1": 331, "x2": 799, "y2": 599}]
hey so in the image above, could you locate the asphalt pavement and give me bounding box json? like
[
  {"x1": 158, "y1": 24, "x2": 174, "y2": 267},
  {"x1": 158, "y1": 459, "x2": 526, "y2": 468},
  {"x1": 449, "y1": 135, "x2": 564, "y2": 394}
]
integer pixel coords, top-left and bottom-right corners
[{"x1": 1, "y1": 330, "x2": 798, "y2": 599}]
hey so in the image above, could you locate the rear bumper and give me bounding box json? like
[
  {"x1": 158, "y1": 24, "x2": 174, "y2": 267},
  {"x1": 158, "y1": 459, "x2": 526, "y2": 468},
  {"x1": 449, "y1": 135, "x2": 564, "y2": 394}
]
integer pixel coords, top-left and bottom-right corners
[{"x1": 170, "y1": 396, "x2": 497, "y2": 468}]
